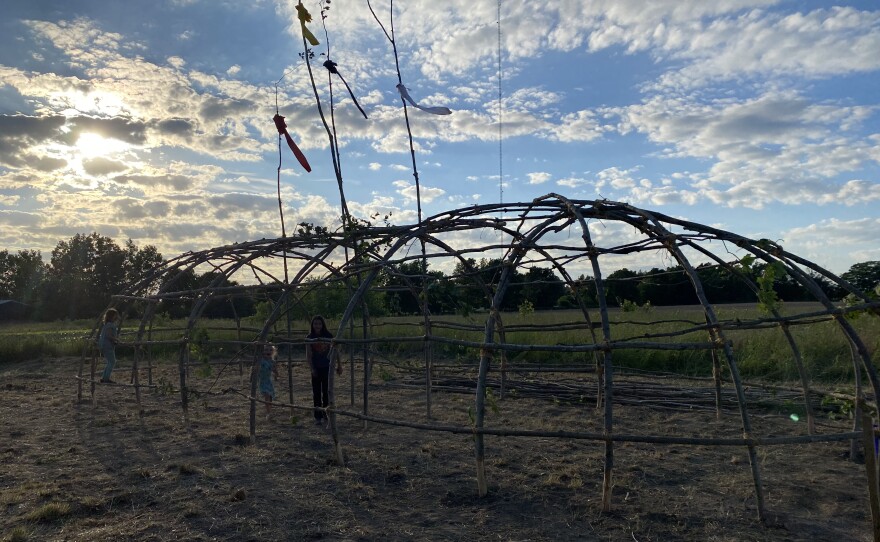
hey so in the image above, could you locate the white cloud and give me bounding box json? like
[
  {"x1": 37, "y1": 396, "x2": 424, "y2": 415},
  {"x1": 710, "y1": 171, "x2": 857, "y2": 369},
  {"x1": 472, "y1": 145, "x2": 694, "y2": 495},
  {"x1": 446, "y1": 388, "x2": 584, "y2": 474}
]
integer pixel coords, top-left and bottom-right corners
[
  {"x1": 393, "y1": 180, "x2": 446, "y2": 203},
  {"x1": 607, "y1": 91, "x2": 880, "y2": 208},
  {"x1": 557, "y1": 177, "x2": 588, "y2": 189},
  {"x1": 528, "y1": 171, "x2": 552, "y2": 185},
  {"x1": 651, "y1": 7, "x2": 880, "y2": 90},
  {"x1": 782, "y1": 217, "x2": 880, "y2": 273},
  {"x1": 550, "y1": 110, "x2": 607, "y2": 142}
]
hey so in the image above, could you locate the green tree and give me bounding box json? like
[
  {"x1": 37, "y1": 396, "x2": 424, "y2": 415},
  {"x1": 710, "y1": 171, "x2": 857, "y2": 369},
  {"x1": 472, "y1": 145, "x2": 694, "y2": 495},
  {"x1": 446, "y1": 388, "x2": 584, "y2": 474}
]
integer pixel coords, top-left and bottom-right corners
[
  {"x1": 519, "y1": 267, "x2": 565, "y2": 310},
  {"x1": 196, "y1": 271, "x2": 255, "y2": 319},
  {"x1": 0, "y1": 249, "x2": 46, "y2": 306},
  {"x1": 379, "y1": 260, "x2": 425, "y2": 315},
  {"x1": 156, "y1": 267, "x2": 201, "y2": 319},
  {"x1": 637, "y1": 266, "x2": 698, "y2": 306},
  {"x1": 841, "y1": 261, "x2": 880, "y2": 295},
  {"x1": 605, "y1": 268, "x2": 641, "y2": 307},
  {"x1": 123, "y1": 239, "x2": 164, "y2": 290},
  {"x1": 452, "y1": 257, "x2": 491, "y2": 314},
  {"x1": 40, "y1": 233, "x2": 163, "y2": 320},
  {"x1": 42, "y1": 233, "x2": 126, "y2": 319}
]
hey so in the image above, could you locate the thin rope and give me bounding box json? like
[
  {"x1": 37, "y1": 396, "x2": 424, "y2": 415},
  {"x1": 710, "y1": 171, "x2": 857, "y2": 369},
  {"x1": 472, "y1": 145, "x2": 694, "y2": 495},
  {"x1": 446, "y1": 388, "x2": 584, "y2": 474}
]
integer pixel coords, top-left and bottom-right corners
[
  {"x1": 273, "y1": 74, "x2": 292, "y2": 285},
  {"x1": 497, "y1": 0, "x2": 504, "y2": 259},
  {"x1": 497, "y1": 0, "x2": 503, "y2": 208}
]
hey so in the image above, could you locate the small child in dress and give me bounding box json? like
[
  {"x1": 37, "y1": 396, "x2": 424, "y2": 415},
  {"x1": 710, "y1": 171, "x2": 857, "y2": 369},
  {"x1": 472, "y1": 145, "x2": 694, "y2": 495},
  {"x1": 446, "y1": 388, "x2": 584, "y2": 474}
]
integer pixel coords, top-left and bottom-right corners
[{"x1": 259, "y1": 344, "x2": 280, "y2": 419}]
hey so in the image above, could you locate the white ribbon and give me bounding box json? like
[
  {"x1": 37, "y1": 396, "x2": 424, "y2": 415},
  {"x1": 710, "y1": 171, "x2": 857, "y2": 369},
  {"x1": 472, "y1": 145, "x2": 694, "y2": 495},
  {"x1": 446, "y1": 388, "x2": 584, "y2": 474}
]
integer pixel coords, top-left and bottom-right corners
[{"x1": 396, "y1": 84, "x2": 452, "y2": 115}]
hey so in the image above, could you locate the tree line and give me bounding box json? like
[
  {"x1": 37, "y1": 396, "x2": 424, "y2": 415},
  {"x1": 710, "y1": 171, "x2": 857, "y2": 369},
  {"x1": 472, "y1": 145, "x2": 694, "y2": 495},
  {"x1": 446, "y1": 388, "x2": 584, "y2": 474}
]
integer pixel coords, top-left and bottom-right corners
[{"x1": 1, "y1": 233, "x2": 878, "y2": 321}]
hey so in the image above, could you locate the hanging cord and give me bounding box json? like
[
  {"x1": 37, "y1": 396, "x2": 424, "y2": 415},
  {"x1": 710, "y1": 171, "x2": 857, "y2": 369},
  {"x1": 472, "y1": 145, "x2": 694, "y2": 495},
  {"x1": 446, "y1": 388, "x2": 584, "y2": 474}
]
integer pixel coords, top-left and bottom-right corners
[
  {"x1": 497, "y1": 0, "x2": 504, "y2": 258},
  {"x1": 318, "y1": 0, "x2": 356, "y2": 348},
  {"x1": 367, "y1": 0, "x2": 435, "y2": 415},
  {"x1": 497, "y1": 0, "x2": 503, "y2": 207},
  {"x1": 273, "y1": 71, "x2": 294, "y2": 286},
  {"x1": 366, "y1": 0, "x2": 424, "y2": 228},
  {"x1": 296, "y1": 0, "x2": 350, "y2": 223},
  {"x1": 318, "y1": 1, "x2": 343, "y2": 181}
]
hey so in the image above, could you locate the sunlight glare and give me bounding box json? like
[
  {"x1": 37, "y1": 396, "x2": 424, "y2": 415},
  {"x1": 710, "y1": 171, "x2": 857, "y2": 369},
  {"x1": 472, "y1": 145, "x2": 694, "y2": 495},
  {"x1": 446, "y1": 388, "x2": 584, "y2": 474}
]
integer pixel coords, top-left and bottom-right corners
[{"x1": 75, "y1": 132, "x2": 132, "y2": 158}]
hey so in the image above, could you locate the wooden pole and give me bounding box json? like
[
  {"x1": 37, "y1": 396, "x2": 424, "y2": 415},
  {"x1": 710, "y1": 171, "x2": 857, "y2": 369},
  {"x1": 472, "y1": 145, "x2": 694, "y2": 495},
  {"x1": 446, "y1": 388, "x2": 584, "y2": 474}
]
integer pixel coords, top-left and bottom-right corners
[
  {"x1": 90, "y1": 350, "x2": 97, "y2": 407},
  {"x1": 132, "y1": 347, "x2": 142, "y2": 414},
  {"x1": 860, "y1": 404, "x2": 880, "y2": 542}
]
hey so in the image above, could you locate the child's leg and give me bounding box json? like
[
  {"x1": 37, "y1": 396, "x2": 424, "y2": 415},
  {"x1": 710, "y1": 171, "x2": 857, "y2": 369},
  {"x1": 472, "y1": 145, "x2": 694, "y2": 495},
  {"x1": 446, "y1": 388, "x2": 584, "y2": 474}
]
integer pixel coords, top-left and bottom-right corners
[
  {"x1": 319, "y1": 371, "x2": 330, "y2": 409},
  {"x1": 101, "y1": 349, "x2": 117, "y2": 381},
  {"x1": 311, "y1": 373, "x2": 322, "y2": 420}
]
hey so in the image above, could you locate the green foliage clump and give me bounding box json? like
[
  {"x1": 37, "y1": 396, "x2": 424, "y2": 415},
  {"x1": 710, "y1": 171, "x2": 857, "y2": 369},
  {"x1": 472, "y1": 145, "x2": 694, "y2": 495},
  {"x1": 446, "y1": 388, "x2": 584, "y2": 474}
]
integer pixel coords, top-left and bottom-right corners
[
  {"x1": 24, "y1": 502, "x2": 71, "y2": 523},
  {"x1": 6, "y1": 526, "x2": 29, "y2": 542},
  {"x1": 755, "y1": 261, "x2": 786, "y2": 314}
]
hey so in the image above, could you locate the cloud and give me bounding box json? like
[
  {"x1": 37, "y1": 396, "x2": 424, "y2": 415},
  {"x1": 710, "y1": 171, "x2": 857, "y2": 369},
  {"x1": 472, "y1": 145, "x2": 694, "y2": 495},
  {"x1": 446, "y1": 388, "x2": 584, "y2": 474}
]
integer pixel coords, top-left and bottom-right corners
[
  {"x1": 549, "y1": 110, "x2": 607, "y2": 142},
  {"x1": 111, "y1": 173, "x2": 194, "y2": 191},
  {"x1": 557, "y1": 177, "x2": 589, "y2": 189},
  {"x1": 786, "y1": 217, "x2": 880, "y2": 246},
  {"x1": 168, "y1": 56, "x2": 186, "y2": 69},
  {"x1": 782, "y1": 217, "x2": 880, "y2": 272},
  {"x1": 650, "y1": 7, "x2": 880, "y2": 90},
  {"x1": 393, "y1": 180, "x2": 446, "y2": 203},
  {"x1": 528, "y1": 172, "x2": 552, "y2": 185},
  {"x1": 608, "y1": 91, "x2": 880, "y2": 208},
  {"x1": 0, "y1": 114, "x2": 65, "y2": 167},
  {"x1": 0, "y1": 209, "x2": 43, "y2": 228},
  {"x1": 82, "y1": 156, "x2": 129, "y2": 176}
]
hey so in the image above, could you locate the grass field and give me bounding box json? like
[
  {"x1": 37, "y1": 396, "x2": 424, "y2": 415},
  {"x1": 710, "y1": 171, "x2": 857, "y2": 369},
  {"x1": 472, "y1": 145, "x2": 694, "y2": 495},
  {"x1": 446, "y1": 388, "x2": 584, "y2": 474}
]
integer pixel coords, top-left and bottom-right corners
[{"x1": 2, "y1": 303, "x2": 877, "y2": 385}]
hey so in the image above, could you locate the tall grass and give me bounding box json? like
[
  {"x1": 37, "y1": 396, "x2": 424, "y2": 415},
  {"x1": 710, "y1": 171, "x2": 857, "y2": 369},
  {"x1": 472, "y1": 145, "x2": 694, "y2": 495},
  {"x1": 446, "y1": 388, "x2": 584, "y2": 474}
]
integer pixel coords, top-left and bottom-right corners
[
  {"x1": 356, "y1": 303, "x2": 879, "y2": 383},
  {"x1": 0, "y1": 320, "x2": 95, "y2": 362},
  {"x1": 3, "y1": 303, "x2": 877, "y2": 384}
]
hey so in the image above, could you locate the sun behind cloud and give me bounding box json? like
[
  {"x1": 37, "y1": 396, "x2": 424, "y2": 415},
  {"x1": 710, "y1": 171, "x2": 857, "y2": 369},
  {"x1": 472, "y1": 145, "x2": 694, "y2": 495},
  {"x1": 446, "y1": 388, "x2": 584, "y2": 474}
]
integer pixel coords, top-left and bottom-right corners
[{"x1": 75, "y1": 132, "x2": 132, "y2": 159}]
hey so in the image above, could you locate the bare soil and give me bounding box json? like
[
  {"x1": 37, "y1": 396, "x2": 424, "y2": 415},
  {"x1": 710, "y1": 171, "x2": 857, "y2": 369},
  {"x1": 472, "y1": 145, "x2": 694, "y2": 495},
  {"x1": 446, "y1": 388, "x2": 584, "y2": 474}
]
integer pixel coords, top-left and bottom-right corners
[{"x1": 0, "y1": 357, "x2": 874, "y2": 541}]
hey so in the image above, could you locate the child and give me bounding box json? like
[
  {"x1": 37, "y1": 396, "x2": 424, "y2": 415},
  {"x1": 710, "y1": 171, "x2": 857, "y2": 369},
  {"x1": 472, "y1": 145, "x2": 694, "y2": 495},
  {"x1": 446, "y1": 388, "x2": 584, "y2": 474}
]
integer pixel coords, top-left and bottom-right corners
[
  {"x1": 98, "y1": 308, "x2": 120, "y2": 383},
  {"x1": 306, "y1": 315, "x2": 342, "y2": 427},
  {"x1": 259, "y1": 344, "x2": 280, "y2": 419}
]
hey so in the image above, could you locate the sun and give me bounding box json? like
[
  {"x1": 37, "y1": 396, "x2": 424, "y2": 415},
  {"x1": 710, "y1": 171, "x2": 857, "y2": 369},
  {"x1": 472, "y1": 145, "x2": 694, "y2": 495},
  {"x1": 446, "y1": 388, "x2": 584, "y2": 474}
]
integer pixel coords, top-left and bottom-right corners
[{"x1": 75, "y1": 132, "x2": 132, "y2": 159}]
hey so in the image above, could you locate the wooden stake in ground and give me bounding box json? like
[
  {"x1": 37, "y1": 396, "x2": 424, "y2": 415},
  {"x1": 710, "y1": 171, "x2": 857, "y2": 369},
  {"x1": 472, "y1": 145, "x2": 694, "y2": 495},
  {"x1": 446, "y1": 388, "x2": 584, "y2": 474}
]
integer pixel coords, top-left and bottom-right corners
[{"x1": 860, "y1": 404, "x2": 880, "y2": 542}]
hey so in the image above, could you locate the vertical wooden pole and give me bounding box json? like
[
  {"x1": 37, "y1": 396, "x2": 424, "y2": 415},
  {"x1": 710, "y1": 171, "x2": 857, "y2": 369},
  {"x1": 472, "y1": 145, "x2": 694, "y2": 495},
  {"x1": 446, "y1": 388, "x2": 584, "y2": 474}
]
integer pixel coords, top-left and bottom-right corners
[
  {"x1": 77, "y1": 349, "x2": 86, "y2": 402},
  {"x1": 133, "y1": 351, "x2": 142, "y2": 414},
  {"x1": 474, "y1": 311, "x2": 495, "y2": 498},
  {"x1": 179, "y1": 342, "x2": 189, "y2": 422},
  {"x1": 711, "y1": 348, "x2": 722, "y2": 420},
  {"x1": 328, "y1": 344, "x2": 345, "y2": 465},
  {"x1": 249, "y1": 349, "x2": 258, "y2": 444},
  {"x1": 860, "y1": 405, "x2": 880, "y2": 542},
  {"x1": 90, "y1": 352, "x2": 97, "y2": 407}
]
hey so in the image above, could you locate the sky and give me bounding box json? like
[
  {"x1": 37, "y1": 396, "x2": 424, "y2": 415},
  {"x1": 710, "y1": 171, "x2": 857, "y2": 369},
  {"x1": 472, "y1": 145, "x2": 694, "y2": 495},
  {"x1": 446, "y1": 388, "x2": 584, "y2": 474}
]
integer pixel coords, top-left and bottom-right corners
[{"x1": 0, "y1": 0, "x2": 878, "y2": 277}]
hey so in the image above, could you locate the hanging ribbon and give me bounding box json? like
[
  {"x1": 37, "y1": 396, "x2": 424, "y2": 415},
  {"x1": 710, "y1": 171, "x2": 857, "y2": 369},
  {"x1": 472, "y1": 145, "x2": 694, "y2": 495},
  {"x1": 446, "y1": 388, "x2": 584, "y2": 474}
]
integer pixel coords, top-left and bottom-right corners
[
  {"x1": 273, "y1": 114, "x2": 311, "y2": 172},
  {"x1": 296, "y1": 2, "x2": 320, "y2": 46},
  {"x1": 396, "y1": 84, "x2": 452, "y2": 115},
  {"x1": 323, "y1": 60, "x2": 368, "y2": 119}
]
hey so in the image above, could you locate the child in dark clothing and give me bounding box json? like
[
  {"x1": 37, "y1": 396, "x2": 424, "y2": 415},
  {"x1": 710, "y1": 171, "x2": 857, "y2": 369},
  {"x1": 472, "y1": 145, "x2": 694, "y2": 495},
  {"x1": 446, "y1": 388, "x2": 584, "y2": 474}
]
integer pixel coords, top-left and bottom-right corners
[{"x1": 305, "y1": 315, "x2": 342, "y2": 426}]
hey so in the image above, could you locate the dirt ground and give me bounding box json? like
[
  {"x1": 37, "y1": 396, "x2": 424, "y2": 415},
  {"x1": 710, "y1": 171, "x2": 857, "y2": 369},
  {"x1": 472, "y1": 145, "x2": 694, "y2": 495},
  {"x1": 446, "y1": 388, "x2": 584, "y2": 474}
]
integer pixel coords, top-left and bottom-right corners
[{"x1": 0, "y1": 356, "x2": 875, "y2": 541}]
